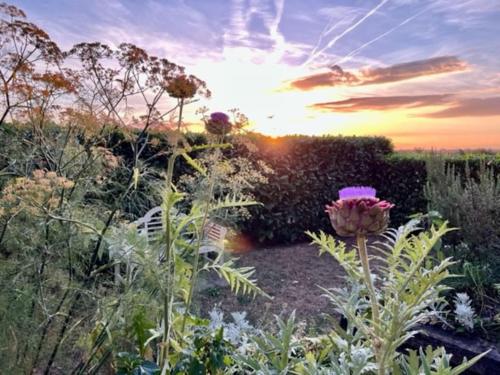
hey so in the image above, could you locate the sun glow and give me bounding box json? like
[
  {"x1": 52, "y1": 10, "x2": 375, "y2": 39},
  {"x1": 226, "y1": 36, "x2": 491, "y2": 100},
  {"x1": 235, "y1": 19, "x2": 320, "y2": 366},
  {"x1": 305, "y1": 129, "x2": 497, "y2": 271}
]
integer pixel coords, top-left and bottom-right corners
[{"x1": 172, "y1": 13, "x2": 500, "y2": 150}]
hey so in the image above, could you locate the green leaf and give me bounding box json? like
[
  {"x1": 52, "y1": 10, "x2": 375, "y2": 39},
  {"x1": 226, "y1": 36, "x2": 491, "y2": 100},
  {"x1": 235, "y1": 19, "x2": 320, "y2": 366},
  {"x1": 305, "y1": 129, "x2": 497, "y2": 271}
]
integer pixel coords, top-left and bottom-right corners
[
  {"x1": 180, "y1": 152, "x2": 206, "y2": 175},
  {"x1": 205, "y1": 259, "x2": 271, "y2": 299},
  {"x1": 450, "y1": 350, "x2": 491, "y2": 375}
]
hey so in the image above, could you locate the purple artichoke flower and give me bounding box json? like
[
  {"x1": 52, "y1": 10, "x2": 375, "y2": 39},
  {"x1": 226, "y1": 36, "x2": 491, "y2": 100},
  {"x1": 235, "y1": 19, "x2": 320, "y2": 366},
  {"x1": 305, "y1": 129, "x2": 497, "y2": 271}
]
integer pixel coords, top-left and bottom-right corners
[
  {"x1": 325, "y1": 186, "x2": 394, "y2": 237},
  {"x1": 205, "y1": 112, "x2": 232, "y2": 135},
  {"x1": 210, "y1": 112, "x2": 229, "y2": 123}
]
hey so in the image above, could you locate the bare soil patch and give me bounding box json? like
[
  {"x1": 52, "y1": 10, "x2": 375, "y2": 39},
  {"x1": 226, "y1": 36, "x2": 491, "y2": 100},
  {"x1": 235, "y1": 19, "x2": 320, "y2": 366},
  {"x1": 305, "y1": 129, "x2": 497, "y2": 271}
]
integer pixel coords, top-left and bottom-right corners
[{"x1": 195, "y1": 241, "x2": 350, "y2": 330}]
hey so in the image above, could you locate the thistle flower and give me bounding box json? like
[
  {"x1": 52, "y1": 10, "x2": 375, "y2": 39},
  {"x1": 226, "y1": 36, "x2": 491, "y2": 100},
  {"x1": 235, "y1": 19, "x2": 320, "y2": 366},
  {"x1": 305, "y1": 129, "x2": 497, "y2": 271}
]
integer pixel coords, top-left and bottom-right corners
[
  {"x1": 325, "y1": 186, "x2": 394, "y2": 237},
  {"x1": 205, "y1": 112, "x2": 232, "y2": 135}
]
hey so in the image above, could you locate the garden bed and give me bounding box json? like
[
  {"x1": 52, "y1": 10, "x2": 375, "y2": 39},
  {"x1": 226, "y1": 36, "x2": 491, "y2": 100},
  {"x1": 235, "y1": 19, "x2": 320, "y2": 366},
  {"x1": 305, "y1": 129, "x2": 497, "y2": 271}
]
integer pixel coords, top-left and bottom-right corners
[
  {"x1": 403, "y1": 325, "x2": 500, "y2": 375},
  {"x1": 195, "y1": 241, "x2": 500, "y2": 373}
]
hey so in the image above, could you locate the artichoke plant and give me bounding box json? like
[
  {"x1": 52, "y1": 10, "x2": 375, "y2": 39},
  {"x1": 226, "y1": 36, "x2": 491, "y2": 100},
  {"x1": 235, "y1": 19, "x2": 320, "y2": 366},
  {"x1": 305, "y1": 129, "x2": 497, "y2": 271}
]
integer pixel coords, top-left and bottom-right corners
[{"x1": 325, "y1": 186, "x2": 394, "y2": 373}]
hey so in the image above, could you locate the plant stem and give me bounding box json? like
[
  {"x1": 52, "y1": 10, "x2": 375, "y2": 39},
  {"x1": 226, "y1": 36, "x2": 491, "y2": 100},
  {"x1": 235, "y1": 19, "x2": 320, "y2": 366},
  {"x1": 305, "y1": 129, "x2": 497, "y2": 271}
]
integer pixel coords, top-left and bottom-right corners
[
  {"x1": 356, "y1": 234, "x2": 384, "y2": 375},
  {"x1": 180, "y1": 177, "x2": 215, "y2": 335},
  {"x1": 159, "y1": 150, "x2": 178, "y2": 371},
  {"x1": 177, "y1": 98, "x2": 184, "y2": 132}
]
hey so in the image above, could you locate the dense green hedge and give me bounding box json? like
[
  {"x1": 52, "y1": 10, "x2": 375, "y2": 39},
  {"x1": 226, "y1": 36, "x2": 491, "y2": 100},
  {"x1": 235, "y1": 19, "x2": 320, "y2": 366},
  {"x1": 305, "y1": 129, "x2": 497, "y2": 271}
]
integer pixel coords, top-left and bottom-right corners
[
  {"x1": 107, "y1": 129, "x2": 499, "y2": 245},
  {"x1": 237, "y1": 135, "x2": 396, "y2": 243}
]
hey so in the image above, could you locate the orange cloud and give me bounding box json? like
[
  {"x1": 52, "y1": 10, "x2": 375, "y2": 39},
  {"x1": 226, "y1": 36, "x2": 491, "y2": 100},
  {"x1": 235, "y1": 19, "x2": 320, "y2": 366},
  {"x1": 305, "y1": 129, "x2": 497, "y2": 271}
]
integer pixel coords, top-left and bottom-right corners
[
  {"x1": 311, "y1": 94, "x2": 452, "y2": 112},
  {"x1": 289, "y1": 56, "x2": 467, "y2": 90},
  {"x1": 290, "y1": 65, "x2": 359, "y2": 90}
]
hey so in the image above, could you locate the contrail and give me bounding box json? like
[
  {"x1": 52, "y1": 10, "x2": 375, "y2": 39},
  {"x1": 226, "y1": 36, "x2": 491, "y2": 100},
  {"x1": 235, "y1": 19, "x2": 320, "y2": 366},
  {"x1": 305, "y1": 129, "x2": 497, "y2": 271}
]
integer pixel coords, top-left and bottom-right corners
[
  {"x1": 334, "y1": 7, "x2": 428, "y2": 66},
  {"x1": 308, "y1": 14, "x2": 350, "y2": 63},
  {"x1": 308, "y1": 17, "x2": 338, "y2": 63},
  {"x1": 303, "y1": 0, "x2": 390, "y2": 66}
]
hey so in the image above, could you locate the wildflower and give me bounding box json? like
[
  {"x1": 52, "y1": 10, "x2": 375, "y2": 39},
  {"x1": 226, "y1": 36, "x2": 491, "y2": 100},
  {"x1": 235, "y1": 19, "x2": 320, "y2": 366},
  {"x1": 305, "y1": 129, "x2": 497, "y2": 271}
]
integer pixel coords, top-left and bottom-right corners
[
  {"x1": 0, "y1": 170, "x2": 75, "y2": 217},
  {"x1": 205, "y1": 112, "x2": 232, "y2": 135},
  {"x1": 325, "y1": 186, "x2": 394, "y2": 237},
  {"x1": 33, "y1": 169, "x2": 45, "y2": 179}
]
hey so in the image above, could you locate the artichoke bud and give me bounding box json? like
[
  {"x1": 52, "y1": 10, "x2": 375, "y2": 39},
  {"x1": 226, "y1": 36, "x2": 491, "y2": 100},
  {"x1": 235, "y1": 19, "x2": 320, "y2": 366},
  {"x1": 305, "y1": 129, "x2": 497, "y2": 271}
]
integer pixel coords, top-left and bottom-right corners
[{"x1": 325, "y1": 186, "x2": 394, "y2": 237}]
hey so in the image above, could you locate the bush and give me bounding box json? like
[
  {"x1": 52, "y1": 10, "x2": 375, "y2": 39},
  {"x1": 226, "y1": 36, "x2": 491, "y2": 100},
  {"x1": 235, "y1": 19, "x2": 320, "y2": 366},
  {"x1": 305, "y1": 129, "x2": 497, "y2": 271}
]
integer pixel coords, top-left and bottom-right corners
[{"x1": 425, "y1": 154, "x2": 500, "y2": 281}]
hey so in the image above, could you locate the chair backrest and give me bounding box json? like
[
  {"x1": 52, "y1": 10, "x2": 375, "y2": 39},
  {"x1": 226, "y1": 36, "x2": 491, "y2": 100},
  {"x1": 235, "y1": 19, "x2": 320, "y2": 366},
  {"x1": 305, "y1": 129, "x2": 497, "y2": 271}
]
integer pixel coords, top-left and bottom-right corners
[
  {"x1": 200, "y1": 222, "x2": 228, "y2": 254},
  {"x1": 134, "y1": 207, "x2": 226, "y2": 254},
  {"x1": 134, "y1": 206, "x2": 163, "y2": 242}
]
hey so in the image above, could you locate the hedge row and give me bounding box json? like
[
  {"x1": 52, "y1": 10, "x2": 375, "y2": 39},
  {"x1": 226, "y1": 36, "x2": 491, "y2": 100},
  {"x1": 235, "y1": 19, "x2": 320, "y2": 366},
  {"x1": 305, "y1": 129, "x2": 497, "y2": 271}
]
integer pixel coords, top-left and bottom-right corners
[
  {"x1": 108, "y1": 129, "x2": 500, "y2": 245},
  {"x1": 237, "y1": 135, "x2": 397, "y2": 243},
  {"x1": 239, "y1": 144, "x2": 500, "y2": 244}
]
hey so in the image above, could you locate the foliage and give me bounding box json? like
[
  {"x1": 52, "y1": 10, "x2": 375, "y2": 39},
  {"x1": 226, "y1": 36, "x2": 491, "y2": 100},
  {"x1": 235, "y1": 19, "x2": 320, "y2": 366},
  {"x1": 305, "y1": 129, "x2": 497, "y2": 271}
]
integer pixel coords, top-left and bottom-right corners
[
  {"x1": 307, "y1": 219, "x2": 489, "y2": 375},
  {"x1": 119, "y1": 132, "x2": 499, "y2": 246},
  {"x1": 453, "y1": 293, "x2": 475, "y2": 331},
  {"x1": 0, "y1": 3, "x2": 267, "y2": 373},
  {"x1": 116, "y1": 352, "x2": 160, "y2": 375},
  {"x1": 229, "y1": 134, "x2": 395, "y2": 244},
  {"x1": 0, "y1": 3, "x2": 497, "y2": 374},
  {"x1": 236, "y1": 312, "x2": 302, "y2": 374},
  {"x1": 207, "y1": 308, "x2": 255, "y2": 353},
  {"x1": 425, "y1": 155, "x2": 500, "y2": 267},
  {"x1": 172, "y1": 327, "x2": 233, "y2": 375},
  {"x1": 424, "y1": 154, "x2": 500, "y2": 337},
  {"x1": 398, "y1": 345, "x2": 488, "y2": 375}
]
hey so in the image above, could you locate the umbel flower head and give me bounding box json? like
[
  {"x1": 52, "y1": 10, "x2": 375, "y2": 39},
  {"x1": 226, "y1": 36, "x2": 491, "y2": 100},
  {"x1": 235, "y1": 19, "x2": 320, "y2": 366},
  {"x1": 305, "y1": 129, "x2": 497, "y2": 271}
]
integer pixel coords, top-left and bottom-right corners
[
  {"x1": 166, "y1": 74, "x2": 198, "y2": 99},
  {"x1": 325, "y1": 186, "x2": 394, "y2": 237},
  {"x1": 205, "y1": 112, "x2": 233, "y2": 135}
]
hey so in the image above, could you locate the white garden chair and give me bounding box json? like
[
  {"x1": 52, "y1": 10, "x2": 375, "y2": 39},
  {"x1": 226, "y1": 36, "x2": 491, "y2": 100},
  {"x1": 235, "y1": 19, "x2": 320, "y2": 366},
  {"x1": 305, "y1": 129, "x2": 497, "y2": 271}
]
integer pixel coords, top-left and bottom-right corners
[
  {"x1": 110, "y1": 207, "x2": 227, "y2": 285},
  {"x1": 199, "y1": 221, "x2": 228, "y2": 256},
  {"x1": 134, "y1": 206, "x2": 163, "y2": 242},
  {"x1": 134, "y1": 206, "x2": 227, "y2": 257}
]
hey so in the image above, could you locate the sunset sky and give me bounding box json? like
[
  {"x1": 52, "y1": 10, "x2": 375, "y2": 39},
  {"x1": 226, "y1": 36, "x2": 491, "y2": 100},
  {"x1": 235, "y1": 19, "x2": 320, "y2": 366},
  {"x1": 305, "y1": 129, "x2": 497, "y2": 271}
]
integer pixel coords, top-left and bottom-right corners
[{"x1": 12, "y1": 0, "x2": 500, "y2": 149}]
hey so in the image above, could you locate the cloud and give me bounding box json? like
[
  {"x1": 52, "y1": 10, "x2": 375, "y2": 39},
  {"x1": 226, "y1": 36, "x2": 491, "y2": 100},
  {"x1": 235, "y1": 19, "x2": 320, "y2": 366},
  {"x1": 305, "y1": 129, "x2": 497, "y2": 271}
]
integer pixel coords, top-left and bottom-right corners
[
  {"x1": 311, "y1": 94, "x2": 500, "y2": 118},
  {"x1": 311, "y1": 94, "x2": 452, "y2": 112},
  {"x1": 291, "y1": 65, "x2": 360, "y2": 90},
  {"x1": 361, "y1": 56, "x2": 467, "y2": 85},
  {"x1": 420, "y1": 97, "x2": 500, "y2": 118},
  {"x1": 223, "y1": 0, "x2": 286, "y2": 61},
  {"x1": 290, "y1": 56, "x2": 468, "y2": 90}
]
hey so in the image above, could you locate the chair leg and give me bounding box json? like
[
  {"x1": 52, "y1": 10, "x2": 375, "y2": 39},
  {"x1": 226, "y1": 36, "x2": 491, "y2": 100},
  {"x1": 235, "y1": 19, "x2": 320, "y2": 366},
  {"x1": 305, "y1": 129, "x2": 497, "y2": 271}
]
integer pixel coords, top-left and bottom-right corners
[{"x1": 114, "y1": 263, "x2": 120, "y2": 285}]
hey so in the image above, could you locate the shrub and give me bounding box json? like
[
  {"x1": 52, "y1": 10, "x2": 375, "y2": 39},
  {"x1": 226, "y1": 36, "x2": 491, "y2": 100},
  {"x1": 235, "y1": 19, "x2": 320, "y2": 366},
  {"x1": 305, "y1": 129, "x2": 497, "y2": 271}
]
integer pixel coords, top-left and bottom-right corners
[{"x1": 424, "y1": 155, "x2": 500, "y2": 275}]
